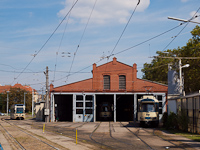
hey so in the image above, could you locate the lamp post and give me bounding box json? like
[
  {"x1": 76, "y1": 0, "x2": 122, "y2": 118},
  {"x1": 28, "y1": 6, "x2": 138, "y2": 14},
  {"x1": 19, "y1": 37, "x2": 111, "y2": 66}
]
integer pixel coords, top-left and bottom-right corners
[
  {"x1": 153, "y1": 56, "x2": 196, "y2": 95},
  {"x1": 168, "y1": 16, "x2": 200, "y2": 24},
  {"x1": 178, "y1": 58, "x2": 189, "y2": 94},
  {"x1": 24, "y1": 92, "x2": 27, "y2": 106},
  {"x1": 7, "y1": 91, "x2": 9, "y2": 116}
]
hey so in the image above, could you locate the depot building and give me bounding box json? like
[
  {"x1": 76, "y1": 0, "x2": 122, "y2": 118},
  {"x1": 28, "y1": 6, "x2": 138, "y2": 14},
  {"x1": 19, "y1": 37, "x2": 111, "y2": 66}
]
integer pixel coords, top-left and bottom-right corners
[{"x1": 49, "y1": 57, "x2": 168, "y2": 122}]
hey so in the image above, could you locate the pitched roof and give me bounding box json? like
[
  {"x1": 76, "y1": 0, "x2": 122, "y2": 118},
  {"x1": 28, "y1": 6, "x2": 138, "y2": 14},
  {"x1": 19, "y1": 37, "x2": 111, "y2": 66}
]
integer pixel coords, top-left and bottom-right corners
[{"x1": 0, "y1": 83, "x2": 34, "y2": 93}]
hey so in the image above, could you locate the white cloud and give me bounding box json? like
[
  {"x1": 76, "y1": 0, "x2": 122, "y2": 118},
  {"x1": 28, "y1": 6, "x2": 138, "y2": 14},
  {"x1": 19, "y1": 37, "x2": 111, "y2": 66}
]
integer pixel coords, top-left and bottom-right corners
[{"x1": 58, "y1": 0, "x2": 150, "y2": 25}]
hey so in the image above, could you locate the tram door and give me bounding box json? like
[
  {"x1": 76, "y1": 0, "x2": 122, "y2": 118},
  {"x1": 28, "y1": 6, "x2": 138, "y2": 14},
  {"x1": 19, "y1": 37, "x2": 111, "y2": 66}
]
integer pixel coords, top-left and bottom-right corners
[{"x1": 75, "y1": 95, "x2": 94, "y2": 122}]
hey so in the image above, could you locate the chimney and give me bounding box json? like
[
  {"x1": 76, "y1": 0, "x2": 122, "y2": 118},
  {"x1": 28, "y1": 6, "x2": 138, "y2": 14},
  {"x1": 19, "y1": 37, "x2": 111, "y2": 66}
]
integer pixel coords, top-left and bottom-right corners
[
  {"x1": 133, "y1": 63, "x2": 137, "y2": 81},
  {"x1": 113, "y1": 57, "x2": 117, "y2": 65}
]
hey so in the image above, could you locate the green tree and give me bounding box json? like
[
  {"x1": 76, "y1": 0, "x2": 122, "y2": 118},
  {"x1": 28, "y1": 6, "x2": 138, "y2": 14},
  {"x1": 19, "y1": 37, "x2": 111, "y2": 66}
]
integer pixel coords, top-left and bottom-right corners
[
  {"x1": 142, "y1": 25, "x2": 200, "y2": 93},
  {"x1": 0, "y1": 88, "x2": 32, "y2": 113}
]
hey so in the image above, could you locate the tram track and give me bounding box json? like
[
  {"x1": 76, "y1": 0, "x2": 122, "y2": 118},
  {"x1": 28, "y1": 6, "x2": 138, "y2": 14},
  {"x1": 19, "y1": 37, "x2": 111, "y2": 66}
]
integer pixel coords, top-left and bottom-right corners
[
  {"x1": 119, "y1": 122, "x2": 153, "y2": 150},
  {"x1": 109, "y1": 122, "x2": 135, "y2": 147},
  {"x1": 0, "y1": 122, "x2": 25, "y2": 150},
  {"x1": 2, "y1": 118, "x2": 193, "y2": 150},
  {"x1": 120, "y1": 122, "x2": 188, "y2": 150},
  {"x1": 0, "y1": 118, "x2": 60, "y2": 150}
]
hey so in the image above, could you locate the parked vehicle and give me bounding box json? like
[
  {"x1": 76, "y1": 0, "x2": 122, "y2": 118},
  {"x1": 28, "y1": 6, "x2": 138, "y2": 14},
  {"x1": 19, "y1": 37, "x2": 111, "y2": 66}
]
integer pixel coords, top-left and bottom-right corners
[
  {"x1": 99, "y1": 102, "x2": 113, "y2": 120},
  {"x1": 138, "y1": 95, "x2": 159, "y2": 127}
]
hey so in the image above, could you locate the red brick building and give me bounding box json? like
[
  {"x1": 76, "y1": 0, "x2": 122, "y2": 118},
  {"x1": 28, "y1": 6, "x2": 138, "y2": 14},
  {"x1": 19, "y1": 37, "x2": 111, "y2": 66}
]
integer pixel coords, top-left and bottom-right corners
[{"x1": 50, "y1": 57, "x2": 168, "y2": 122}]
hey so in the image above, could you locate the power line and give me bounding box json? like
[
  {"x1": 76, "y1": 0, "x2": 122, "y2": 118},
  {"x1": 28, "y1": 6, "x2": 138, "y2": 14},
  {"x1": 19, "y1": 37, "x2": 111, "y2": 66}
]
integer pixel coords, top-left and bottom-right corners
[
  {"x1": 53, "y1": 0, "x2": 76, "y2": 83},
  {"x1": 162, "y1": 7, "x2": 200, "y2": 51},
  {"x1": 66, "y1": 0, "x2": 98, "y2": 82},
  {"x1": 10, "y1": 0, "x2": 79, "y2": 85},
  {"x1": 53, "y1": 23, "x2": 185, "y2": 83},
  {"x1": 110, "y1": 0, "x2": 140, "y2": 56}
]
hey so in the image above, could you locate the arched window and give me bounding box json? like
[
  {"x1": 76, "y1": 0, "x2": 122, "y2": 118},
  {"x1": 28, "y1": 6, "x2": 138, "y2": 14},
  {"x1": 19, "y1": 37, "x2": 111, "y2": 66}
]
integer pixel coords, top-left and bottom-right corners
[
  {"x1": 104, "y1": 75, "x2": 110, "y2": 90},
  {"x1": 119, "y1": 75, "x2": 126, "y2": 90}
]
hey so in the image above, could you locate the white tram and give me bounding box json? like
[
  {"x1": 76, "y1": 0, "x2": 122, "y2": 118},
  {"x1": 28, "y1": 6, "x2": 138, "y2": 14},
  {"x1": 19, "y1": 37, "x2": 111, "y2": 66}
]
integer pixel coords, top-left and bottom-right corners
[
  {"x1": 138, "y1": 95, "x2": 159, "y2": 127},
  {"x1": 10, "y1": 104, "x2": 25, "y2": 120},
  {"x1": 99, "y1": 102, "x2": 113, "y2": 120}
]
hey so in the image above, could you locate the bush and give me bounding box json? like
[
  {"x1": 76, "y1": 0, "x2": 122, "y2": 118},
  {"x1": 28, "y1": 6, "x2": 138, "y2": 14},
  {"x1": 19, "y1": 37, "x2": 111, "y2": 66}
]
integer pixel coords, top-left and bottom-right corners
[
  {"x1": 162, "y1": 112, "x2": 168, "y2": 128},
  {"x1": 178, "y1": 110, "x2": 189, "y2": 131},
  {"x1": 164, "y1": 112, "x2": 178, "y2": 130},
  {"x1": 163, "y1": 111, "x2": 189, "y2": 132}
]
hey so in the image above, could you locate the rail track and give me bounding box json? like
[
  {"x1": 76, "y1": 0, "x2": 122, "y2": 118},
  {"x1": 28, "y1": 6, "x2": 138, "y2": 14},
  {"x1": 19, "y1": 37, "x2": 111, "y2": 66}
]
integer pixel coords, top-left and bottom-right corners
[
  {"x1": 1, "y1": 118, "x2": 195, "y2": 150},
  {"x1": 0, "y1": 118, "x2": 60, "y2": 150},
  {"x1": 120, "y1": 122, "x2": 189, "y2": 150}
]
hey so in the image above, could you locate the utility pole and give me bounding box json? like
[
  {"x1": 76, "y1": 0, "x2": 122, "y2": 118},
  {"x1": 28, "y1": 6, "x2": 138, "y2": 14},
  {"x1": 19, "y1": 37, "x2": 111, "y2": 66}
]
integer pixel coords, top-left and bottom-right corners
[
  {"x1": 7, "y1": 91, "x2": 9, "y2": 116},
  {"x1": 153, "y1": 56, "x2": 200, "y2": 95},
  {"x1": 24, "y1": 92, "x2": 27, "y2": 106},
  {"x1": 44, "y1": 66, "x2": 49, "y2": 122},
  {"x1": 32, "y1": 89, "x2": 34, "y2": 117}
]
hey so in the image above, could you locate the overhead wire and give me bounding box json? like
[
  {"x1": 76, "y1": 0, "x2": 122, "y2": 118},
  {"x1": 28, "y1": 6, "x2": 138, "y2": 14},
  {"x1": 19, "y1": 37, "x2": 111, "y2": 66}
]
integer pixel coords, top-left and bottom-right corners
[
  {"x1": 104, "y1": 0, "x2": 140, "y2": 73},
  {"x1": 53, "y1": 0, "x2": 76, "y2": 83},
  {"x1": 10, "y1": 0, "x2": 79, "y2": 85},
  {"x1": 162, "y1": 7, "x2": 200, "y2": 51},
  {"x1": 53, "y1": 23, "x2": 184, "y2": 83},
  {"x1": 65, "y1": 0, "x2": 98, "y2": 82},
  {"x1": 110, "y1": 0, "x2": 140, "y2": 56}
]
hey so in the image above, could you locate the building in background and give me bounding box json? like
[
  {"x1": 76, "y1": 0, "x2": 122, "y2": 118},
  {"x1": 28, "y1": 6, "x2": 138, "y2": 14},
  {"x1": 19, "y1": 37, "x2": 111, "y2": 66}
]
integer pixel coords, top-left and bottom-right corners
[{"x1": 50, "y1": 57, "x2": 168, "y2": 122}]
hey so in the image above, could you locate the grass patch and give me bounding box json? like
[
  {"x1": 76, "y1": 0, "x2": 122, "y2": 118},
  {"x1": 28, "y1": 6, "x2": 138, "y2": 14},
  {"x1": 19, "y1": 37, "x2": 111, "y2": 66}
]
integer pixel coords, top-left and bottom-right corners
[{"x1": 161, "y1": 128, "x2": 200, "y2": 142}]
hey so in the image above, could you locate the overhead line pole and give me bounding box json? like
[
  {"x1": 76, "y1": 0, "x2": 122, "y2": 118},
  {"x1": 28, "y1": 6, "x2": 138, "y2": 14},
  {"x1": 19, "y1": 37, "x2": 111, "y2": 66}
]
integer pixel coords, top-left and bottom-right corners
[
  {"x1": 45, "y1": 66, "x2": 49, "y2": 123},
  {"x1": 154, "y1": 56, "x2": 200, "y2": 95}
]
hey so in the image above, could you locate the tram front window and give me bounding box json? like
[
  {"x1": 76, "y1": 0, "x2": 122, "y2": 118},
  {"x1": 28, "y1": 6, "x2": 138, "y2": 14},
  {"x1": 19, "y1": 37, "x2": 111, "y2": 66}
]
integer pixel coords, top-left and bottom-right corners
[
  {"x1": 16, "y1": 108, "x2": 24, "y2": 113},
  {"x1": 103, "y1": 106, "x2": 109, "y2": 112},
  {"x1": 141, "y1": 104, "x2": 155, "y2": 112}
]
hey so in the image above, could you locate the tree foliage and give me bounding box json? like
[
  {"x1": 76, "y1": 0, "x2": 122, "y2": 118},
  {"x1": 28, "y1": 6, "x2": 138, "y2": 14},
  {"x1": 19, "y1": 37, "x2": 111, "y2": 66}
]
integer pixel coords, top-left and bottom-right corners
[
  {"x1": 0, "y1": 88, "x2": 32, "y2": 113},
  {"x1": 142, "y1": 25, "x2": 200, "y2": 93}
]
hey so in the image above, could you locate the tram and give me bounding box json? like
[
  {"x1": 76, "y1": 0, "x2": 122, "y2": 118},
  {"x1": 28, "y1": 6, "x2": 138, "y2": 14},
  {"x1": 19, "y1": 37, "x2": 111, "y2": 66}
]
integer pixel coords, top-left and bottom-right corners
[
  {"x1": 138, "y1": 95, "x2": 159, "y2": 127},
  {"x1": 99, "y1": 102, "x2": 113, "y2": 120},
  {"x1": 10, "y1": 104, "x2": 25, "y2": 120}
]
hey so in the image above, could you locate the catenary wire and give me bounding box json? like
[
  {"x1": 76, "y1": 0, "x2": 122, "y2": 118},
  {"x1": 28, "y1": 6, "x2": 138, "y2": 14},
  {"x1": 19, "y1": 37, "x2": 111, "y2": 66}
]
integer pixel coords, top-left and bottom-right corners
[
  {"x1": 53, "y1": 0, "x2": 76, "y2": 83},
  {"x1": 10, "y1": 0, "x2": 79, "y2": 85},
  {"x1": 53, "y1": 23, "x2": 185, "y2": 83},
  {"x1": 162, "y1": 6, "x2": 200, "y2": 51},
  {"x1": 110, "y1": 0, "x2": 140, "y2": 56},
  {"x1": 66, "y1": 0, "x2": 98, "y2": 82}
]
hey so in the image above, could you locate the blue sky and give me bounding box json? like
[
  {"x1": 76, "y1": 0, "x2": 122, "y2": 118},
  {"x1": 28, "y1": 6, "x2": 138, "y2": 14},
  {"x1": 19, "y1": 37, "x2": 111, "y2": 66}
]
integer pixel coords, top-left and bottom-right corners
[{"x1": 0, "y1": 0, "x2": 200, "y2": 92}]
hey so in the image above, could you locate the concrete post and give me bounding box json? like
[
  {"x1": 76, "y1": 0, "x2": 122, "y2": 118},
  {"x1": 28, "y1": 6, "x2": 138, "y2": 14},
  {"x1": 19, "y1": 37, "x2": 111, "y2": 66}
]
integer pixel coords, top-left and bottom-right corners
[{"x1": 114, "y1": 94, "x2": 116, "y2": 122}]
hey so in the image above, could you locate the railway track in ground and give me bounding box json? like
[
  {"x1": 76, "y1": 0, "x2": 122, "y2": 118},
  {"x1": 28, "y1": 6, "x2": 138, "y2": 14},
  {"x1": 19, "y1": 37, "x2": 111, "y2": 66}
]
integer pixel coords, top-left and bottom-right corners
[
  {"x1": 0, "y1": 118, "x2": 62, "y2": 150},
  {"x1": 120, "y1": 122, "x2": 193, "y2": 150}
]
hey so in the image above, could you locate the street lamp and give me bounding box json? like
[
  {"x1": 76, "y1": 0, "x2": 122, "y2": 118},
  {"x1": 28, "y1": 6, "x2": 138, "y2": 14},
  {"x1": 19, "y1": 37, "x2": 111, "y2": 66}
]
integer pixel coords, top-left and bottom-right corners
[
  {"x1": 153, "y1": 55, "x2": 196, "y2": 95},
  {"x1": 7, "y1": 91, "x2": 9, "y2": 116},
  {"x1": 24, "y1": 92, "x2": 27, "y2": 106},
  {"x1": 179, "y1": 59, "x2": 190, "y2": 94},
  {"x1": 168, "y1": 16, "x2": 200, "y2": 24}
]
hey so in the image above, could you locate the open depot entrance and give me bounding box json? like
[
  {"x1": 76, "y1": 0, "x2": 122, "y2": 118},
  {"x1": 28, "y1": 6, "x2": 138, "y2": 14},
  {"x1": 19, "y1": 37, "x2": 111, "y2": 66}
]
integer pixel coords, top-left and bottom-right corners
[
  {"x1": 116, "y1": 95, "x2": 134, "y2": 121},
  {"x1": 96, "y1": 94, "x2": 134, "y2": 122},
  {"x1": 96, "y1": 95, "x2": 114, "y2": 121},
  {"x1": 54, "y1": 95, "x2": 73, "y2": 121}
]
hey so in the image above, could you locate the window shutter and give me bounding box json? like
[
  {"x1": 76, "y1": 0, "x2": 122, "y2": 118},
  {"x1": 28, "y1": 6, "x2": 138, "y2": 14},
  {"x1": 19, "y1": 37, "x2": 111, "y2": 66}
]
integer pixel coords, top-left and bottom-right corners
[
  {"x1": 104, "y1": 75, "x2": 110, "y2": 90},
  {"x1": 119, "y1": 75, "x2": 126, "y2": 89}
]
